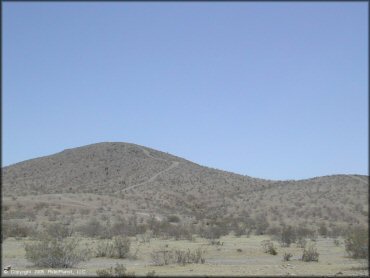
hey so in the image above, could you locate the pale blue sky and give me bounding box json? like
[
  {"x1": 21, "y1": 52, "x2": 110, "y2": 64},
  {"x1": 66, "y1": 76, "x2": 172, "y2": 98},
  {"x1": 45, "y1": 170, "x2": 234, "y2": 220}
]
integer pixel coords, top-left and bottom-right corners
[{"x1": 3, "y1": 2, "x2": 368, "y2": 180}]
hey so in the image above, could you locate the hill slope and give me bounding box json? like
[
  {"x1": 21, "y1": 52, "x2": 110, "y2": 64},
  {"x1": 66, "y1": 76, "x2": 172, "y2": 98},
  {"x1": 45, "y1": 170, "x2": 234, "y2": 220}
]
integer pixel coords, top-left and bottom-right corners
[{"x1": 2, "y1": 142, "x2": 368, "y2": 232}]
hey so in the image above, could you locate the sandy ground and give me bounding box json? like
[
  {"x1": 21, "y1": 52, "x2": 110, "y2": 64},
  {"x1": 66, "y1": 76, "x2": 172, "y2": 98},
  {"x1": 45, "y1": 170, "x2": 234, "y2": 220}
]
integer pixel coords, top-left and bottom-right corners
[{"x1": 2, "y1": 235, "x2": 368, "y2": 276}]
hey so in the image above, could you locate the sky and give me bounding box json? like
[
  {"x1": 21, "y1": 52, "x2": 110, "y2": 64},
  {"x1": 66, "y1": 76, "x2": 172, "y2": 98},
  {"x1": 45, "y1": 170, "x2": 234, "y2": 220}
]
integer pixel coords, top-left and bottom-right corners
[{"x1": 3, "y1": 2, "x2": 368, "y2": 180}]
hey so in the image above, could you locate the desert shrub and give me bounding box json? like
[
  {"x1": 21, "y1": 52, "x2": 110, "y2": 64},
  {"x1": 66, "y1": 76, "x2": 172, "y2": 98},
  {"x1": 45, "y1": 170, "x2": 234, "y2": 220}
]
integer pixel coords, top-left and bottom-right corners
[
  {"x1": 261, "y1": 240, "x2": 277, "y2": 255},
  {"x1": 333, "y1": 239, "x2": 341, "y2": 247},
  {"x1": 296, "y1": 238, "x2": 307, "y2": 248},
  {"x1": 283, "y1": 252, "x2": 293, "y2": 261},
  {"x1": 76, "y1": 218, "x2": 108, "y2": 238},
  {"x1": 111, "y1": 218, "x2": 129, "y2": 236},
  {"x1": 3, "y1": 221, "x2": 36, "y2": 238},
  {"x1": 110, "y1": 216, "x2": 147, "y2": 238},
  {"x1": 173, "y1": 248, "x2": 206, "y2": 265},
  {"x1": 295, "y1": 226, "x2": 315, "y2": 240},
  {"x1": 233, "y1": 223, "x2": 246, "y2": 237},
  {"x1": 126, "y1": 215, "x2": 144, "y2": 236},
  {"x1": 149, "y1": 218, "x2": 193, "y2": 240},
  {"x1": 44, "y1": 222, "x2": 73, "y2": 240},
  {"x1": 280, "y1": 226, "x2": 296, "y2": 247},
  {"x1": 344, "y1": 226, "x2": 369, "y2": 259},
  {"x1": 5, "y1": 209, "x2": 37, "y2": 221},
  {"x1": 95, "y1": 240, "x2": 115, "y2": 258},
  {"x1": 328, "y1": 225, "x2": 346, "y2": 238},
  {"x1": 163, "y1": 224, "x2": 193, "y2": 241},
  {"x1": 24, "y1": 236, "x2": 89, "y2": 268},
  {"x1": 136, "y1": 230, "x2": 153, "y2": 243},
  {"x1": 199, "y1": 224, "x2": 226, "y2": 240},
  {"x1": 146, "y1": 270, "x2": 156, "y2": 277},
  {"x1": 150, "y1": 246, "x2": 206, "y2": 266},
  {"x1": 150, "y1": 245, "x2": 173, "y2": 266},
  {"x1": 192, "y1": 247, "x2": 206, "y2": 264},
  {"x1": 112, "y1": 236, "x2": 131, "y2": 258},
  {"x1": 94, "y1": 236, "x2": 132, "y2": 259},
  {"x1": 167, "y1": 215, "x2": 180, "y2": 223},
  {"x1": 254, "y1": 214, "x2": 269, "y2": 235},
  {"x1": 302, "y1": 243, "x2": 319, "y2": 262},
  {"x1": 266, "y1": 226, "x2": 282, "y2": 237},
  {"x1": 96, "y1": 263, "x2": 135, "y2": 277},
  {"x1": 318, "y1": 223, "x2": 328, "y2": 237},
  {"x1": 209, "y1": 240, "x2": 223, "y2": 246}
]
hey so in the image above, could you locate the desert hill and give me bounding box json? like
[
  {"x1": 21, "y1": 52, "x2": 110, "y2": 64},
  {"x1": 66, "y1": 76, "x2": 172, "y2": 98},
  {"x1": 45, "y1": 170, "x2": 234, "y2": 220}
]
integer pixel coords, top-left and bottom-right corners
[{"x1": 2, "y1": 142, "x2": 368, "y2": 235}]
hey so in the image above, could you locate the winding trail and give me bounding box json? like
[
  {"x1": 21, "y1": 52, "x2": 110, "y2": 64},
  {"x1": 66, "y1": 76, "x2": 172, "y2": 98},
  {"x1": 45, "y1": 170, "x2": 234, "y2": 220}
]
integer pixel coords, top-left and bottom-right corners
[{"x1": 120, "y1": 146, "x2": 180, "y2": 193}]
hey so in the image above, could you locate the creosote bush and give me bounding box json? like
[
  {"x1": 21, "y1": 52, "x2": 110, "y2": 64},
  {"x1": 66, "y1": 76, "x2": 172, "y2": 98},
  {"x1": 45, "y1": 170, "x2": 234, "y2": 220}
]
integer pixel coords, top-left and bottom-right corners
[
  {"x1": 261, "y1": 240, "x2": 277, "y2": 255},
  {"x1": 174, "y1": 248, "x2": 206, "y2": 265},
  {"x1": 333, "y1": 239, "x2": 341, "y2": 247},
  {"x1": 113, "y1": 236, "x2": 131, "y2": 258},
  {"x1": 96, "y1": 263, "x2": 135, "y2": 277},
  {"x1": 24, "y1": 235, "x2": 89, "y2": 268},
  {"x1": 302, "y1": 243, "x2": 319, "y2": 262},
  {"x1": 283, "y1": 252, "x2": 293, "y2": 261},
  {"x1": 296, "y1": 238, "x2": 307, "y2": 248},
  {"x1": 95, "y1": 240, "x2": 115, "y2": 258},
  {"x1": 95, "y1": 236, "x2": 131, "y2": 259},
  {"x1": 344, "y1": 226, "x2": 368, "y2": 259},
  {"x1": 150, "y1": 245, "x2": 173, "y2": 266},
  {"x1": 3, "y1": 221, "x2": 36, "y2": 239},
  {"x1": 151, "y1": 246, "x2": 206, "y2": 266},
  {"x1": 280, "y1": 226, "x2": 296, "y2": 247},
  {"x1": 146, "y1": 270, "x2": 156, "y2": 277},
  {"x1": 167, "y1": 215, "x2": 180, "y2": 223}
]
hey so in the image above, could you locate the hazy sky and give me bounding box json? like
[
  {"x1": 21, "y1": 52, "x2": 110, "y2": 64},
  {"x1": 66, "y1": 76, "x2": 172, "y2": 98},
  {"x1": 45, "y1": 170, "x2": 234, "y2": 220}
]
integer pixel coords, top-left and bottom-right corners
[{"x1": 3, "y1": 2, "x2": 368, "y2": 180}]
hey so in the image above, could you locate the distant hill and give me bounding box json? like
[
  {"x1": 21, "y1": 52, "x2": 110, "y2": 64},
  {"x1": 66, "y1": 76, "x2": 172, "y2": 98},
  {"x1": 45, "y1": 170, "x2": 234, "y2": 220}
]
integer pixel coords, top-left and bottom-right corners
[{"x1": 2, "y1": 142, "x2": 368, "y2": 231}]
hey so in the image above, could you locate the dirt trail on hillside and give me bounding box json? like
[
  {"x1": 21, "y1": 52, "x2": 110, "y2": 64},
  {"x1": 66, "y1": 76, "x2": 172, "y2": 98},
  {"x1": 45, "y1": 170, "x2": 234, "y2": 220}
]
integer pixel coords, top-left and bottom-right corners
[
  {"x1": 121, "y1": 161, "x2": 179, "y2": 193},
  {"x1": 120, "y1": 146, "x2": 180, "y2": 193}
]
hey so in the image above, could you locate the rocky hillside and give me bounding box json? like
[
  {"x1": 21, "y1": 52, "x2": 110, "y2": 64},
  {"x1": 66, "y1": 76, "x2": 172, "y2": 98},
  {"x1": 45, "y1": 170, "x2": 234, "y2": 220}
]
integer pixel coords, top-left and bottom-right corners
[{"x1": 2, "y1": 142, "x2": 368, "y2": 230}]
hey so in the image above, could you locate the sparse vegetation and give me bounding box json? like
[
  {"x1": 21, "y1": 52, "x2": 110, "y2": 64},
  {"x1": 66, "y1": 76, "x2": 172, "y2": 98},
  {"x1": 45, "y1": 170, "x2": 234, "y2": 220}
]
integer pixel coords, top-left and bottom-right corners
[
  {"x1": 333, "y1": 239, "x2": 341, "y2": 246},
  {"x1": 151, "y1": 246, "x2": 206, "y2": 266},
  {"x1": 280, "y1": 225, "x2": 296, "y2": 247},
  {"x1": 150, "y1": 245, "x2": 173, "y2": 266},
  {"x1": 146, "y1": 270, "x2": 156, "y2": 277},
  {"x1": 261, "y1": 240, "x2": 278, "y2": 255},
  {"x1": 112, "y1": 236, "x2": 131, "y2": 258},
  {"x1": 2, "y1": 143, "x2": 369, "y2": 276},
  {"x1": 344, "y1": 226, "x2": 368, "y2": 259},
  {"x1": 283, "y1": 252, "x2": 293, "y2": 261},
  {"x1": 24, "y1": 234, "x2": 89, "y2": 268},
  {"x1": 96, "y1": 263, "x2": 135, "y2": 277},
  {"x1": 302, "y1": 243, "x2": 319, "y2": 262},
  {"x1": 3, "y1": 221, "x2": 36, "y2": 239},
  {"x1": 94, "y1": 236, "x2": 131, "y2": 259},
  {"x1": 95, "y1": 240, "x2": 115, "y2": 258},
  {"x1": 296, "y1": 238, "x2": 307, "y2": 248},
  {"x1": 167, "y1": 215, "x2": 180, "y2": 223}
]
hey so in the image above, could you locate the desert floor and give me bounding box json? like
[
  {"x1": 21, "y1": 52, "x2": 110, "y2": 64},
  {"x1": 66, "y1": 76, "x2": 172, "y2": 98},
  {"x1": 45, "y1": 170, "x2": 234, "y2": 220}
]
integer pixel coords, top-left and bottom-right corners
[{"x1": 2, "y1": 235, "x2": 368, "y2": 276}]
